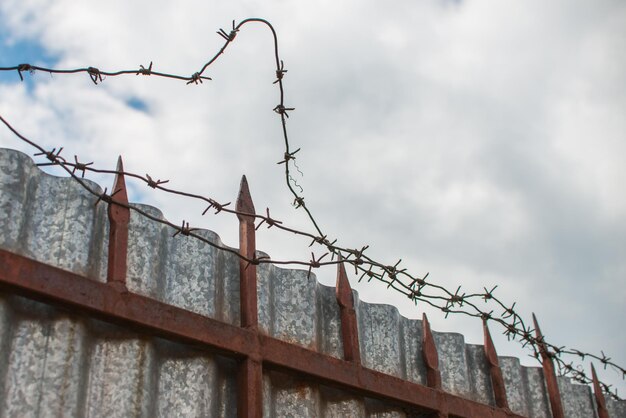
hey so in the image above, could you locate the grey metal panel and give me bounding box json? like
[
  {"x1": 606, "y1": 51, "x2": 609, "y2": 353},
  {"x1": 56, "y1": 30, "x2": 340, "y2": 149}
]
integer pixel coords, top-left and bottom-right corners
[
  {"x1": 465, "y1": 343, "x2": 495, "y2": 406},
  {"x1": 2, "y1": 147, "x2": 624, "y2": 417},
  {"x1": 265, "y1": 370, "x2": 321, "y2": 417},
  {"x1": 1, "y1": 297, "x2": 88, "y2": 418},
  {"x1": 558, "y1": 376, "x2": 595, "y2": 418},
  {"x1": 154, "y1": 341, "x2": 238, "y2": 418},
  {"x1": 358, "y1": 301, "x2": 403, "y2": 378},
  {"x1": 0, "y1": 149, "x2": 108, "y2": 282},
  {"x1": 126, "y1": 203, "x2": 241, "y2": 325},
  {"x1": 501, "y1": 356, "x2": 531, "y2": 416},
  {"x1": 523, "y1": 366, "x2": 551, "y2": 418},
  {"x1": 608, "y1": 397, "x2": 626, "y2": 417},
  {"x1": 0, "y1": 148, "x2": 33, "y2": 251},
  {"x1": 0, "y1": 294, "x2": 239, "y2": 418},
  {"x1": 320, "y1": 386, "x2": 366, "y2": 417},
  {"x1": 434, "y1": 331, "x2": 471, "y2": 399},
  {"x1": 399, "y1": 315, "x2": 427, "y2": 386},
  {"x1": 316, "y1": 284, "x2": 341, "y2": 357}
]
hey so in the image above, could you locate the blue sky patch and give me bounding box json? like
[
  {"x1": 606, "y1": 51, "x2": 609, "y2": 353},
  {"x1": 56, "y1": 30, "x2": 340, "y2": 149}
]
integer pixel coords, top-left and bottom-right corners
[
  {"x1": 0, "y1": 33, "x2": 58, "y2": 88},
  {"x1": 126, "y1": 97, "x2": 149, "y2": 113}
]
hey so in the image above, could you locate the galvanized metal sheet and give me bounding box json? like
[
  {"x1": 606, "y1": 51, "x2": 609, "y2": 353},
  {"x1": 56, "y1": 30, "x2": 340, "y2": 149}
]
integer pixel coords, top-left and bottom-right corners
[{"x1": 1, "y1": 147, "x2": 624, "y2": 417}]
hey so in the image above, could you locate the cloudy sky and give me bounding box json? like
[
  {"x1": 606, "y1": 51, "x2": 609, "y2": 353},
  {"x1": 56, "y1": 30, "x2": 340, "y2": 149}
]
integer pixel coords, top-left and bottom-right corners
[{"x1": 1, "y1": 0, "x2": 624, "y2": 395}]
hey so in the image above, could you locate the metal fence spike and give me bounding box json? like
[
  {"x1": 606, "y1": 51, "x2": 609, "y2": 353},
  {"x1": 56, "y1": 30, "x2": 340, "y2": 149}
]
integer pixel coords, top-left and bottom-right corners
[
  {"x1": 236, "y1": 175, "x2": 255, "y2": 219},
  {"x1": 483, "y1": 319, "x2": 509, "y2": 409},
  {"x1": 236, "y1": 175, "x2": 261, "y2": 417},
  {"x1": 422, "y1": 313, "x2": 441, "y2": 389},
  {"x1": 532, "y1": 313, "x2": 564, "y2": 418},
  {"x1": 106, "y1": 155, "x2": 129, "y2": 289},
  {"x1": 591, "y1": 363, "x2": 609, "y2": 418},
  {"x1": 336, "y1": 260, "x2": 360, "y2": 364}
]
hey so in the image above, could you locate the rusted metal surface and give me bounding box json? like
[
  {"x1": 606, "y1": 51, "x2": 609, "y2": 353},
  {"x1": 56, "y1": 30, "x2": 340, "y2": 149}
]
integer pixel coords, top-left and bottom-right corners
[
  {"x1": 238, "y1": 358, "x2": 263, "y2": 418},
  {"x1": 533, "y1": 314, "x2": 565, "y2": 418},
  {"x1": 0, "y1": 249, "x2": 255, "y2": 355},
  {"x1": 483, "y1": 319, "x2": 510, "y2": 410},
  {"x1": 236, "y1": 175, "x2": 258, "y2": 331},
  {"x1": 2, "y1": 147, "x2": 621, "y2": 417},
  {"x1": 236, "y1": 175, "x2": 262, "y2": 418},
  {"x1": 422, "y1": 313, "x2": 442, "y2": 390},
  {"x1": 591, "y1": 364, "x2": 610, "y2": 418},
  {"x1": 106, "y1": 156, "x2": 129, "y2": 291},
  {"x1": 336, "y1": 261, "x2": 361, "y2": 364},
  {"x1": 0, "y1": 249, "x2": 529, "y2": 418}
]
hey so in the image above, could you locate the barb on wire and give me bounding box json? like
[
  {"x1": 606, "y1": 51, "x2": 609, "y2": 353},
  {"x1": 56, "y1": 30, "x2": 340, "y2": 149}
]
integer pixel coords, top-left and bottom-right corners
[
  {"x1": 217, "y1": 20, "x2": 239, "y2": 42},
  {"x1": 1, "y1": 17, "x2": 624, "y2": 400},
  {"x1": 274, "y1": 60, "x2": 287, "y2": 84},
  {"x1": 136, "y1": 62, "x2": 153, "y2": 75},
  {"x1": 146, "y1": 174, "x2": 169, "y2": 188},
  {"x1": 72, "y1": 155, "x2": 93, "y2": 177}
]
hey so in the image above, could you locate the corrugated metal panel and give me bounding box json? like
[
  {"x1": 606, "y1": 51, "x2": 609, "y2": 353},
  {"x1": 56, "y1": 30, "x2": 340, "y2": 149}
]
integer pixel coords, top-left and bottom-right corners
[{"x1": 0, "y1": 147, "x2": 624, "y2": 417}]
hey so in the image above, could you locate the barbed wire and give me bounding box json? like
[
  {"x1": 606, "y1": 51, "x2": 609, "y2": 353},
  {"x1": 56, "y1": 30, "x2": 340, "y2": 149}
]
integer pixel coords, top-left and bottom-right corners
[{"x1": 0, "y1": 18, "x2": 623, "y2": 400}]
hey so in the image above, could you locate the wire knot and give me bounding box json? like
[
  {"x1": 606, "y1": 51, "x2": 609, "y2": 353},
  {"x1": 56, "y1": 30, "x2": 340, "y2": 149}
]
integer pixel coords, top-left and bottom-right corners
[
  {"x1": 273, "y1": 60, "x2": 287, "y2": 84},
  {"x1": 72, "y1": 155, "x2": 93, "y2": 177},
  {"x1": 146, "y1": 174, "x2": 169, "y2": 188},
  {"x1": 277, "y1": 148, "x2": 301, "y2": 165},
  {"x1": 17, "y1": 63, "x2": 34, "y2": 81},
  {"x1": 187, "y1": 72, "x2": 203, "y2": 85},
  {"x1": 172, "y1": 220, "x2": 197, "y2": 237},
  {"x1": 273, "y1": 104, "x2": 295, "y2": 118},
  {"x1": 34, "y1": 147, "x2": 64, "y2": 164},
  {"x1": 202, "y1": 199, "x2": 231, "y2": 215},
  {"x1": 244, "y1": 254, "x2": 271, "y2": 270},
  {"x1": 307, "y1": 252, "x2": 329, "y2": 278},
  {"x1": 217, "y1": 20, "x2": 239, "y2": 42},
  {"x1": 136, "y1": 61, "x2": 153, "y2": 76},
  {"x1": 293, "y1": 196, "x2": 305, "y2": 208},
  {"x1": 255, "y1": 208, "x2": 282, "y2": 230},
  {"x1": 87, "y1": 67, "x2": 103, "y2": 84},
  {"x1": 94, "y1": 187, "x2": 122, "y2": 207}
]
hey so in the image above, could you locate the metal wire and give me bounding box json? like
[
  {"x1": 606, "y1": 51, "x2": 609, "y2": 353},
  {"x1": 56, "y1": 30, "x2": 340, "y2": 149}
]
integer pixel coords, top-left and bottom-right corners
[{"x1": 0, "y1": 18, "x2": 623, "y2": 400}]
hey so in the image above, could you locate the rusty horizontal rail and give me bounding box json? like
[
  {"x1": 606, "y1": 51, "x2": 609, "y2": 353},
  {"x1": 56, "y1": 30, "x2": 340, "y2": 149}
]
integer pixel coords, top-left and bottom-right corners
[{"x1": 0, "y1": 248, "x2": 525, "y2": 418}]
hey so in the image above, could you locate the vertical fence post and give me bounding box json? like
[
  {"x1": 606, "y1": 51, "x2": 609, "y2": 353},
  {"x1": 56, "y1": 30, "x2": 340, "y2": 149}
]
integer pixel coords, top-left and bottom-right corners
[
  {"x1": 236, "y1": 175, "x2": 262, "y2": 418},
  {"x1": 422, "y1": 313, "x2": 441, "y2": 389},
  {"x1": 107, "y1": 156, "x2": 129, "y2": 291},
  {"x1": 336, "y1": 261, "x2": 361, "y2": 364},
  {"x1": 483, "y1": 319, "x2": 510, "y2": 410},
  {"x1": 591, "y1": 363, "x2": 609, "y2": 418},
  {"x1": 422, "y1": 313, "x2": 447, "y2": 417},
  {"x1": 532, "y1": 314, "x2": 564, "y2": 418}
]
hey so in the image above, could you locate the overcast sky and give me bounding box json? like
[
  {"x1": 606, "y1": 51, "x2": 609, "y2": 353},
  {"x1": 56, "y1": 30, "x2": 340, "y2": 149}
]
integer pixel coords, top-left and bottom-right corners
[{"x1": 1, "y1": 0, "x2": 624, "y2": 395}]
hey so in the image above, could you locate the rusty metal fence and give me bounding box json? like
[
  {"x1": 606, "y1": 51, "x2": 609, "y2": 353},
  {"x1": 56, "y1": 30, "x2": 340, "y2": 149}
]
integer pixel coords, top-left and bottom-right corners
[{"x1": 0, "y1": 147, "x2": 622, "y2": 417}]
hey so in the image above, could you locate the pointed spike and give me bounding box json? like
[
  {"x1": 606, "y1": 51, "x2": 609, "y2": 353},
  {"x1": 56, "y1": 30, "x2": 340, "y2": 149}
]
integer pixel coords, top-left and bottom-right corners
[
  {"x1": 483, "y1": 319, "x2": 499, "y2": 367},
  {"x1": 422, "y1": 313, "x2": 441, "y2": 389},
  {"x1": 107, "y1": 155, "x2": 129, "y2": 289},
  {"x1": 532, "y1": 314, "x2": 564, "y2": 418},
  {"x1": 336, "y1": 258, "x2": 361, "y2": 364},
  {"x1": 532, "y1": 313, "x2": 542, "y2": 340},
  {"x1": 111, "y1": 156, "x2": 129, "y2": 214},
  {"x1": 591, "y1": 363, "x2": 609, "y2": 418},
  {"x1": 238, "y1": 174, "x2": 258, "y2": 330},
  {"x1": 422, "y1": 313, "x2": 438, "y2": 369},
  {"x1": 483, "y1": 319, "x2": 509, "y2": 409},
  {"x1": 532, "y1": 313, "x2": 548, "y2": 357},
  {"x1": 336, "y1": 259, "x2": 353, "y2": 308},
  {"x1": 236, "y1": 175, "x2": 255, "y2": 220}
]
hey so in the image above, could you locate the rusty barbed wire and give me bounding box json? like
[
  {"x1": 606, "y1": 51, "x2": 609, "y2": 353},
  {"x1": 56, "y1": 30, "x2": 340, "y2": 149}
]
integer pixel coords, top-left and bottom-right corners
[{"x1": 1, "y1": 18, "x2": 624, "y2": 400}]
